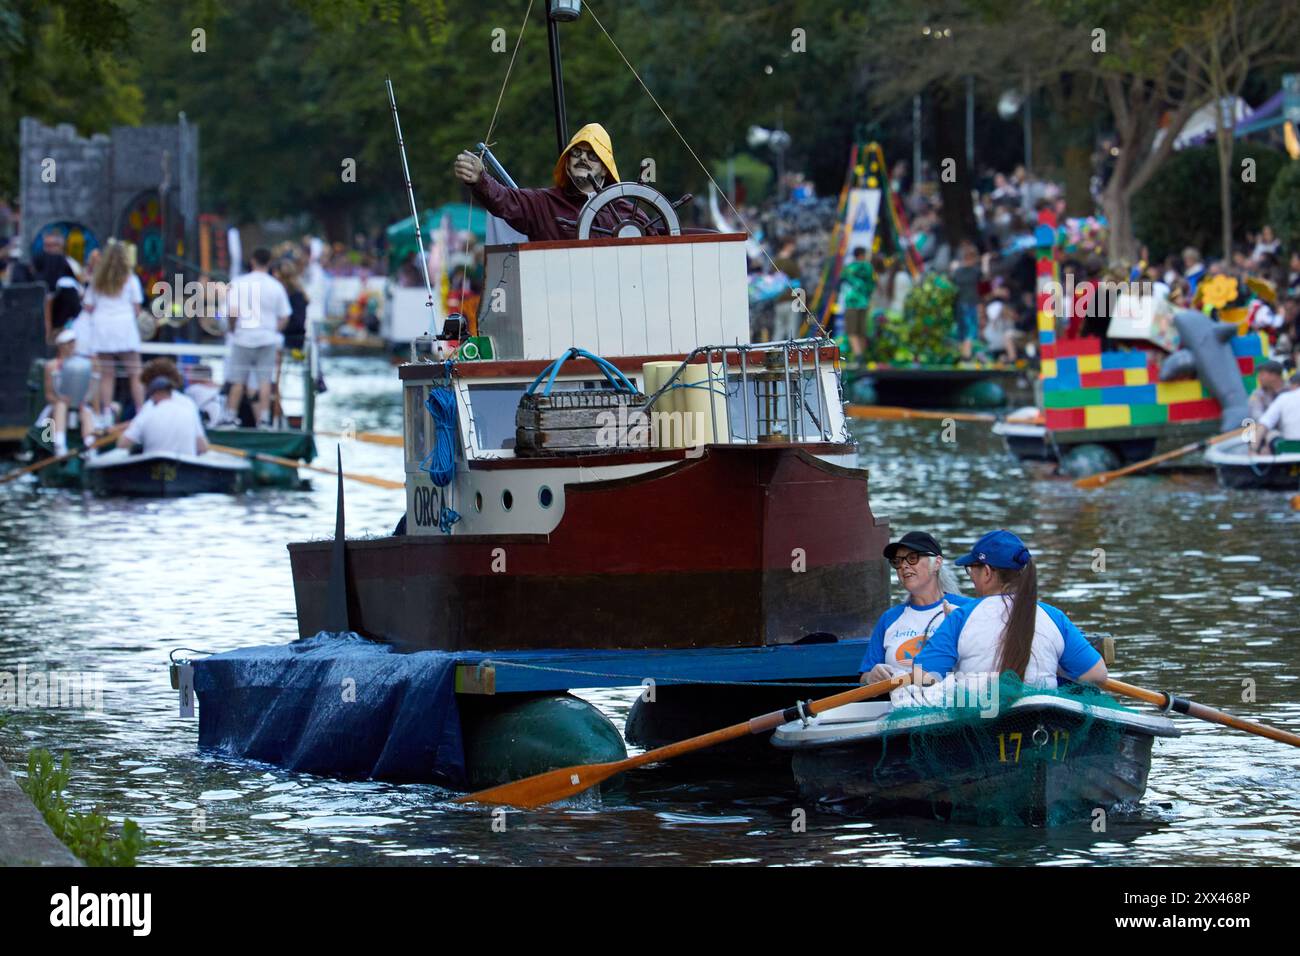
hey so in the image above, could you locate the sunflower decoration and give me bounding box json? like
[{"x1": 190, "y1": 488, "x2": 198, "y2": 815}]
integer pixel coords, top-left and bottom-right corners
[{"x1": 1196, "y1": 274, "x2": 1239, "y2": 312}]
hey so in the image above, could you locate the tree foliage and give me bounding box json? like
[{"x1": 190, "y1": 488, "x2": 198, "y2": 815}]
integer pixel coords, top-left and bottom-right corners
[
  {"x1": 1131, "y1": 142, "x2": 1286, "y2": 261},
  {"x1": 1268, "y1": 160, "x2": 1300, "y2": 255},
  {"x1": 0, "y1": 0, "x2": 143, "y2": 197}
]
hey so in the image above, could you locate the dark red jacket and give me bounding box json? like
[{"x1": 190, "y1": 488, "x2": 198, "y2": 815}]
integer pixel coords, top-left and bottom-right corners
[{"x1": 470, "y1": 173, "x2": 657, "y2": 241}]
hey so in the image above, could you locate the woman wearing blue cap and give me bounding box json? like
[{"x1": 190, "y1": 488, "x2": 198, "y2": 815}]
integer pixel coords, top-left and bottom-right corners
[
  {"x1": 858, "y1": 532, "x2": 973, "y2": 683},
  {"x1": 911, "y1": 530, "x2": 1107, "y2": 688}
]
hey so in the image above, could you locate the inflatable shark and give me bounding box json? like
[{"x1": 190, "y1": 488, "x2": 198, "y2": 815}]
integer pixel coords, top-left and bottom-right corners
[{"x1": 1159, "y1": 309, "x2": 1249, "y2": 432}]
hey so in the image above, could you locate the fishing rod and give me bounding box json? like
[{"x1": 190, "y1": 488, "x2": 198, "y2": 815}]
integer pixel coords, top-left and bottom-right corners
[
  {"x1": 384, "y1": 75, "x2": 437, "y2": 329},
  {"x1": 475, "y1": 142, "x2": 517, "y2": 189}
]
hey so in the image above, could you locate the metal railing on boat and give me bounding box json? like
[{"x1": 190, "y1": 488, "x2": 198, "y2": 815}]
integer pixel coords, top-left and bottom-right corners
[{"x1": 642, "y1": 337, "x2": 840, "y2": 445}]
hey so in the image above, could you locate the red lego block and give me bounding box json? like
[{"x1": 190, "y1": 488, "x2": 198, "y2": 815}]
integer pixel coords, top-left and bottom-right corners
[
  {"x1": 1045, "y1": 407, "x2": 1086, "y2": 430},
  {"x1": 1053, "y1": 337, "x2": 1103, "y2": 357},
  {"x1": 1036, "y1": 258, "x2": 1055, "y2": 276},
  {"x1": 1167, "y1": 398, "x2": 1222, "y2": 422},
  {"x1": 1037, "y1": 209, "x2": 1058, "y2": 228},
  {"x1": 1040, "y1": 343, "x2": 1057, "y2": 359},
  {"x1": 1081, "y1": 370, "x2": 1126, "y2": 388},
  {"x1": 1237, "y1": 356, "x2": 1254, "y2": 374}
]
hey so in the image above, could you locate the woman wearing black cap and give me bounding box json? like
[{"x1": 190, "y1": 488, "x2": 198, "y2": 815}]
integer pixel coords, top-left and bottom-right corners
[{"x1": 858, "y1": 532, "x2": 972, "y2": 684}]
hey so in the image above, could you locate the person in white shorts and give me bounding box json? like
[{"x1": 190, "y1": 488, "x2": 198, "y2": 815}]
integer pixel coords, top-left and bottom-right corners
[
  {"x1": 118, "y1": 377, "x2": 208, "y2": 456},
  {"x1": 84, "y1": 239, "x2": 145, "y2": 416},
  {"x1": 222, "y1": 247, "x2": 290, "y2": 427}
]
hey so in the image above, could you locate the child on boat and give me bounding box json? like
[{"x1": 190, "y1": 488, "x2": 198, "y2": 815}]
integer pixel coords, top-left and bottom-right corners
[
  {"x1": 859, "y1": 532, "x2": 973, "y2": 684},
  {"x1": 908, "y1": 530, "x2": 1107, "y2": 691},
  {"x1": 41, "y1": 328, "x2": 96, "y2": 455}
]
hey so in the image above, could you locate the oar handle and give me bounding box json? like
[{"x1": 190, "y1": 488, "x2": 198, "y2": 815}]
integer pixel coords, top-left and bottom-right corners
[
  {"x1": 845, "y1": 404, "x2": 995, "y2": 424},
  {"x1": 1077, "y1": 427, "x2": 1245, "y2": 489},
  {"x1": 626, "y1": 673, "x2": 909, "y2": 770},
  {"x1": 1102, "y1": 678, "x2": 1300, "y2": 748},
  {"x1": 210, "y1": 443, "x2": 405, "y2": 490}
]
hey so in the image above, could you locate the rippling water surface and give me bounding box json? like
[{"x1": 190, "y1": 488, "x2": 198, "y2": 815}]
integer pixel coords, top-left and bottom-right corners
[{"x1": 2, "y1": 356, "x2": 1297, "y2": 865}]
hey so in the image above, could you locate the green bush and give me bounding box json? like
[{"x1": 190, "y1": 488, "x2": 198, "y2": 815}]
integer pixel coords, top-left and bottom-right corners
[
  {"x1": 866, "y1": 274, "x2": 959, "y2": 364},
  {"x1": 19, "y1": 750, "x2": 145, "y2": 867},
  {"x1": 1267, "y1": 160, "x2": 1300, "y2": 253},
  {"x1": 711, "y1": 153, "x2": 774, "y2": 205},
  {"x1": 1132, "y1": 143, "x2": 1287, "y2": 261}
]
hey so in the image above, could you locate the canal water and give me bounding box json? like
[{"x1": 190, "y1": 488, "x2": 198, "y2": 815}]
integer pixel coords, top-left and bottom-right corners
[{"x1": 2, "y1": 356, "x2": 1297, "y2": 866}]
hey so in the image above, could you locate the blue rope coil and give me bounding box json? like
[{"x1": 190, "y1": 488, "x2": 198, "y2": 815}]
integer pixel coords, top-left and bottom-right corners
[
  {"x1": 421, "y1": 362, "x2": 461, "y2": 532},
  {"x1": 422, "y1": 378, "x2": 458, "y2": 488}
]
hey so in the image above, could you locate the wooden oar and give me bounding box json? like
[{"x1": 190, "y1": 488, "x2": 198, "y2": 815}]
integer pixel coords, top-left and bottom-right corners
[
  {"x1": 845, "y1": 404, "x2": 996, "y2": 424},
  {"x1": 0, "y1": 423, "x2": 127, "y2": 485},
  {"x1": 1102, "y1": 678, "x2": 1300, "y2": 747},
  {"x1": 207, "y1": 443, "x2": 404, "y2": 490},
  {"x1": 1074, "y1": 426, "x2": 1245, "y2": 489},
  {"x1": 456, "y1": 673, "x2": 910, "y2": 810},
  {"x1": 316, "y1": 429, "x2": 403, "y2": 447}
]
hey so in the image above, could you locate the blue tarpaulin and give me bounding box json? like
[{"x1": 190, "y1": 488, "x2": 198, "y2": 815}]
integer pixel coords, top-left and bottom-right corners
[
  {"x1": 191, "y1": 632, "x2": 874, "y2": 785},
  {"x1": 194, "y1": 632, "x2": 477, "y2": 787}
]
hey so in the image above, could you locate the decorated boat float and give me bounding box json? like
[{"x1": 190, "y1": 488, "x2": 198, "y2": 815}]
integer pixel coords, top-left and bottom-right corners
[
  {"x1": 993, "y1": 318, "x2": 1269, "y2": 478},
  {"x1": 186, "y1": 177, "x2": 900, "y2": 789}
]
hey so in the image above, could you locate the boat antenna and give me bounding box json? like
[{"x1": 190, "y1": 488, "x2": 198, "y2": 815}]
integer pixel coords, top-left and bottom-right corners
[{"x1": 385, "y1": 74, "x2": 438, "y2": 331}]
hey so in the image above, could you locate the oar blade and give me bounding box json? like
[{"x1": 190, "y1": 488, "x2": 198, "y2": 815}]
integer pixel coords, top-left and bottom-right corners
[{"x1": 455, "y1": 760, "x2": 625, "y2": 809}]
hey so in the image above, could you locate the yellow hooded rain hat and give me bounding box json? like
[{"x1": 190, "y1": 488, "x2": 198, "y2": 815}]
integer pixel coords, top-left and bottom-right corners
[{"x1": 553, "y1": 123, "x2": 620, "y2": 188}]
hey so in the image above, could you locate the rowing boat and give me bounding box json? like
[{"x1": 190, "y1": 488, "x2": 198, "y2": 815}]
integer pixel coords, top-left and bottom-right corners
[
  {"x1": 1205, "y1": 436, "x2": 1300, "y2": 491},
  {"x1": 771, "y1": 692, "x2": 1178, "y2": 825},
  {"x1": 86, "y1": 449, "x2": 251, "y2": 497}
]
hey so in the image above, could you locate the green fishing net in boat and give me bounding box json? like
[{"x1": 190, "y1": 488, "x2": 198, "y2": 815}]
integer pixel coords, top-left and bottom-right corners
[{"x1": 871, "y1": 672, "x2": 1137, "y2": 826}]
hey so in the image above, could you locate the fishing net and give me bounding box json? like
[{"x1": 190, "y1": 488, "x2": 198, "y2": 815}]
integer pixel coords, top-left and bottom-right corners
[{"x1": 873, "y1": 672, "x2": 1137, "y2": 826}]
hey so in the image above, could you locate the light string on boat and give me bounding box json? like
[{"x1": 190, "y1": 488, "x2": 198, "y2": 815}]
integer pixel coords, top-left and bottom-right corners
[{"x1": 583, "y1": 0, "x2": 810, "y2": 328}]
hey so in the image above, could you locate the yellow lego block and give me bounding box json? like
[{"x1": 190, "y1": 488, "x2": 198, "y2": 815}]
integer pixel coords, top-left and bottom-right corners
[
  {"x1": 1085, "y1": 405, "x2": 1132, "y2": 429},
  {"x1": 1037, "y1": 311, "x2": 1055, "y2": 331},
  {"x1": 1157, "y1": 380, "x2": 1204, "y2": 404},
  {"x1": 1041, "y1": 359, "x2": 1057, "y2": 379},
  {"x1": 1077, "y1": 354, "x2": 1102, "y2": 373},
  {"x1": 1123, "y1": 367, "x2": 1149, "y2": 385}
]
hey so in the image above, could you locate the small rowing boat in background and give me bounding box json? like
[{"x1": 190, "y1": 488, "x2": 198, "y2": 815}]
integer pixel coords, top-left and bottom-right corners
[
  {"x1": 1205, "y1": 436, "x2": 1300, "y2": 491},
  {"x1": 772, "y1": 691, "x2": 1178, "y2": 826},
  {"x1": 86, "y1": 449, "x2": 251, "y2": 497}
]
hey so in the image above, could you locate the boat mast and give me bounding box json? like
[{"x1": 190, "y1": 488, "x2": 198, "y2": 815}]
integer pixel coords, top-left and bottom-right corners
[{"x1": 547, "y1": 1, "x2": 583, "y2": 154}]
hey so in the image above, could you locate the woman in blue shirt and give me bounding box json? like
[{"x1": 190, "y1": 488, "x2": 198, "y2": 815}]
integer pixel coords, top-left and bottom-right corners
[
  {"x1": 913, "y1": 529, "x2": 1107, "y2": 688},
  {"x1": 859, "y1": 531, "x2": 973, "y2": 683}
]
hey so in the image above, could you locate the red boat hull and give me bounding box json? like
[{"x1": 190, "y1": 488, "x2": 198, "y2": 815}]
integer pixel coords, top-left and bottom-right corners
[{"x1": 288, "y1": 444, "x2": 890, "y2": 651}]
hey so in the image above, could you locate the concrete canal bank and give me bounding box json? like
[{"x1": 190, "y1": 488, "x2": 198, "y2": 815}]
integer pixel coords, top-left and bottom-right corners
[{"x1": 0, "y1": 756, "x2": 81, "y2": 866}]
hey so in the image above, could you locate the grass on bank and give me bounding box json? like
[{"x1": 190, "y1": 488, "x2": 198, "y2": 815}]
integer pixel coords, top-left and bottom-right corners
[{"x1": 17, "y1": 748, "x2": 146, "y2": 866}]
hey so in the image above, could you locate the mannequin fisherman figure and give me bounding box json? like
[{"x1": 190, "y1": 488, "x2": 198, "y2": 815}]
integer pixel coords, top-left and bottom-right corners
[{"x1": 453, "y1": 124, "x2": 658, "y2": 241}]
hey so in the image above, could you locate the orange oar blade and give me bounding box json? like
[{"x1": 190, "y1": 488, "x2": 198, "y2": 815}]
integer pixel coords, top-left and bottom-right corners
[{"x1": 455, "y1": 760, "x2": 625, "y2": 809}]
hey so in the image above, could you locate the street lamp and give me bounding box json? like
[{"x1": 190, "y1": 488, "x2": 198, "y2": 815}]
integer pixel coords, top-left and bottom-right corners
[
  {"x1": 547, "y1": 1, "x2": 582, "y2": 155},
  {"x1": 551, "y1": 0, "x2": 581, "y2": 20}
]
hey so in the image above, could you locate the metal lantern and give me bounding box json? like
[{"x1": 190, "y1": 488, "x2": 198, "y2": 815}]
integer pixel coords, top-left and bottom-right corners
[{"x1": 550, "y1": 0, "x2": 582, "y2": 21}]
